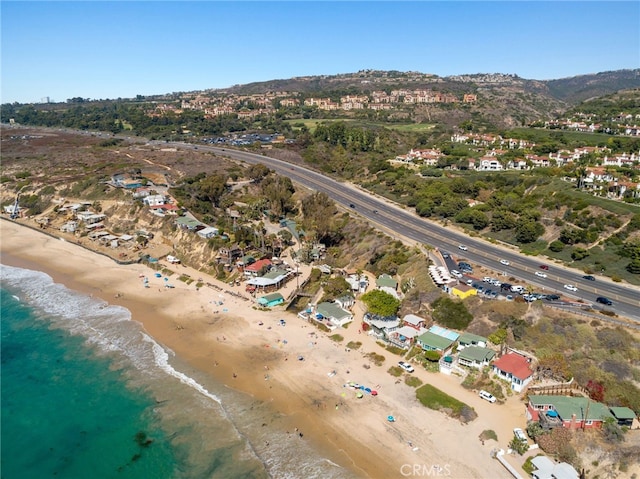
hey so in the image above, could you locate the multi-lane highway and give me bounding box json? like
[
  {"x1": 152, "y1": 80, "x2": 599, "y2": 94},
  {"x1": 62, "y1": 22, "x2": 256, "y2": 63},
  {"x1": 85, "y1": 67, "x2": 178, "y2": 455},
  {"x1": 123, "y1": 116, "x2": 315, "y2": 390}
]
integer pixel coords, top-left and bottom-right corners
[{"x1": 157, "y1": 141, "x2": 640, "y2": 322}]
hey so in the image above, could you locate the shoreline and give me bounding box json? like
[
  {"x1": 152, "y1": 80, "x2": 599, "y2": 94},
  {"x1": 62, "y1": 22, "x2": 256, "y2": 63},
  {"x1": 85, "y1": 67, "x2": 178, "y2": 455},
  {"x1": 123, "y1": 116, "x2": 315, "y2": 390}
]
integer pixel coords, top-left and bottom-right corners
[{"x1": 1, "y1": 218, "x2": 516, "y2": 478}]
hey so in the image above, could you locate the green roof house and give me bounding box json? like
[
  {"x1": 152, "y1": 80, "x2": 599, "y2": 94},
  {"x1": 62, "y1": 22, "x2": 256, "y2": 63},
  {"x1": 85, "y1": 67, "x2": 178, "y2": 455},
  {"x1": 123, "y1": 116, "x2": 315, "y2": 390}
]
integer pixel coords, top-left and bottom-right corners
[
  {"x1": 458, "y1": 332, "x2": 488, "y2": 349},
  {"x1": 527, "y1": 395, "x2": 614, "y2": 430},
  {"x1": 458, "y1": 346, "x2": 495, "y2": 369},
  {"x1": 376, "y1": 274, "x2": 398, "y2": 290},
  {"x1": 316, "y1": 301, "x2": 353, "y2": 327},
  {"x1": 257, "y1": 292, "x2": 285, "y2": 308},
  {"x1": 417, "y1": 331, "x2": 455, "y2": 354}
]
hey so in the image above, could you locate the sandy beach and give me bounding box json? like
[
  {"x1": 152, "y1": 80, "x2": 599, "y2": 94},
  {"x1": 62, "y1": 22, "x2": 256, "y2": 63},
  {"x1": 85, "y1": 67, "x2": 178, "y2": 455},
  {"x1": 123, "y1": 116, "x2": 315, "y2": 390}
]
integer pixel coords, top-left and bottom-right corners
[{"x1": 1, "y1": 218, "x2": 522, "y2": 479}]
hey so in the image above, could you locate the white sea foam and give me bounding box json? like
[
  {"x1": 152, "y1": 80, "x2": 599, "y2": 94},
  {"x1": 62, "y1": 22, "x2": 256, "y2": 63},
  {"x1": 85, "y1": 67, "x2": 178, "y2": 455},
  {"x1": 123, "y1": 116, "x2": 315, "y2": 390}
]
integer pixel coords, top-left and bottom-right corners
[
  {"x1": 1, "y1": 264, "x2": 223, "y2": 406},
  {"x1": 144, "y1": 334, "x2": 222, "y2": 406}
]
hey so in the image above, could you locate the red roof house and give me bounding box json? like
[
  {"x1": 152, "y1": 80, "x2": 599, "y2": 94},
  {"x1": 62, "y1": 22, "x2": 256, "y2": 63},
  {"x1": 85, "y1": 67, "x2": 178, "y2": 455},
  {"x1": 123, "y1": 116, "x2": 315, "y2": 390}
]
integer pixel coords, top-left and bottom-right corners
[
  {"x1": 492, "y1": 352, "x2": 534, "y2": 392},
  {"x1": 243, "y1": 258, "x2": 272, "y2": 276}
]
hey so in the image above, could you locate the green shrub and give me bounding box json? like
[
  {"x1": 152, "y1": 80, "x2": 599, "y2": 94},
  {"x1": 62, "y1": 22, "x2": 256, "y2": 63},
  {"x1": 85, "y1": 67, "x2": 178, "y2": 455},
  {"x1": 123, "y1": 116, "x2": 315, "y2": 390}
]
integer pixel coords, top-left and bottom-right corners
[{"x1": 329, "y1": 334, "x2": 344, "y2": 343}]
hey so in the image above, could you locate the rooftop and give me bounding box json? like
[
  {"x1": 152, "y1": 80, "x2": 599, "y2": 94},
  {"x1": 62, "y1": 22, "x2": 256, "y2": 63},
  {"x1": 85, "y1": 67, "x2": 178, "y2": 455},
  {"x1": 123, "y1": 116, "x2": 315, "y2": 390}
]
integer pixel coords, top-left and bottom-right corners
[
  {"x1": 529, "y1": 395, "x2": 614, "y2": 422},
  {"x1": 492, "y1": 352, "x2": 533, "y2": 380},
  {"x1": 458, "y1": 346, "x2": 495, "y2": 363},
  {"x1": 417, "y1": 331, "x2": 455, "y2": 351}
]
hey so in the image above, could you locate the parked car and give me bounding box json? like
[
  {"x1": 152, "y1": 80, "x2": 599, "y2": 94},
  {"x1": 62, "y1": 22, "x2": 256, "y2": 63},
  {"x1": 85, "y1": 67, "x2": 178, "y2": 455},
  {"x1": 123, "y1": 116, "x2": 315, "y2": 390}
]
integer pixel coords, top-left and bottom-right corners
[
  {"x1": 458, "y1": 244, "x2": 468, "y2": 251},
  {"x1": 582, "y1": 275, "x2": 596, "y2": 281},
  {"x1": 479, "y1": 390, "x2": 496, "y2": 403},
  {"x1": 534, "y1": 271, "x2": 547, "y2": 278},
  {"x1": 499, "y1": 259, "x2": 510, "y2": 266},
  {"x1": 539, "y1": 264, "x2": 549, "y2": 270},
  {"x1": 482, "y1": 276, "x2": 492, "y2": 283},
  {"x1": 500, "y1": 283, "x2": 512, "y2": 291},
  {"x1": 564, "y1": 284, "x2": 578, "y2": 292},
  {"x1": 451, "y1": 270, "x2": 463, "y2": 278},
  {"x1": 398, "y1": 361, "x2": 414, "y2": 373},
  {"x1": 513, "y1": 428, "x2": 527, "y2": 442},
  {"x1": 596, "y1": 296, "x2": 613, "y2": 306}
]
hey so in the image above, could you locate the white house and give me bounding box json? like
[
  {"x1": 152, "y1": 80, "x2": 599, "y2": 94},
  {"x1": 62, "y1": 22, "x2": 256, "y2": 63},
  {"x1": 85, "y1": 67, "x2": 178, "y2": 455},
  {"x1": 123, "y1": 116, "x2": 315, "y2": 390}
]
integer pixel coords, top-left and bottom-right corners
[
  {"x1": 197, "y1": 227, "x2": 219, "y2": 239},
  {"x1": 143, "y1": 195, "x2": 166, "y2": 207}
]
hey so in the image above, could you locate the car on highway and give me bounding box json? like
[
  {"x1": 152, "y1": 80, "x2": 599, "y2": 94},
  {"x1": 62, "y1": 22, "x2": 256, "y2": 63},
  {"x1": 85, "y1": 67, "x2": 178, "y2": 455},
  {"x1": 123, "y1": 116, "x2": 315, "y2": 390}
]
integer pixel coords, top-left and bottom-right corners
[
  {"x1": 544, "y1": 294, "x2": 561, "y2": 301},
  {"x1": 458, "y1": 244, "x2": 468, "y2": 251},
  {"x1": 499, "y1": 259, "x2": 510, "y2": 266},
  {"x1": 513, "y1": 428, "x2": 528, "y2": 442},
  {"x1": 479, "y1": 390, "x2": 496, "y2": 403},
  {"x1": 582, "y1": 275, "x2": 596, "y2": 281},
  {"x1": 539, "y1": 264, "x2": 549, "y2": 270},
  {"x1": 349, "y1": 203, "x2": 355, "y2": 208},
  {"x1": 398, "y1": 361, "x2": 415, "y2": 373},
  {"x1": 373, "y1": 209, "x2": 378, "y2": 214},
  {"x1": 534, "y1": 271, "x2": 547, "y2": 278},
  {"x1": 564, "y1": 284, "x2": 578, "y2": 292},
  {"x1": 596, "y1": 296, "x2": 613, "y2": 306}
]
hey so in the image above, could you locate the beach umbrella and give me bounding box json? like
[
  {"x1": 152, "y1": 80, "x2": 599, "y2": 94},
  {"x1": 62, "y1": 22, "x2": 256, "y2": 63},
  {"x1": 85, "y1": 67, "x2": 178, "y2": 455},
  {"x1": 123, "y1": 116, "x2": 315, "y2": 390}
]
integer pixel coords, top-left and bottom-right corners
[
  {"x1": 371, "y1": 390, "x2": 378, "y2": 396},
  {"x1": 164, "y1": 277, "x2": 169, "y2": 282},
  {"x1": 365, "y1": 388, "x2": 372, "y2": 394},
  {"x1": 356, "y1": 392, "x2": 363, "y2": 399},
  {"x1": 387, "y1": 415, "x2": 395, "y2": 422}
]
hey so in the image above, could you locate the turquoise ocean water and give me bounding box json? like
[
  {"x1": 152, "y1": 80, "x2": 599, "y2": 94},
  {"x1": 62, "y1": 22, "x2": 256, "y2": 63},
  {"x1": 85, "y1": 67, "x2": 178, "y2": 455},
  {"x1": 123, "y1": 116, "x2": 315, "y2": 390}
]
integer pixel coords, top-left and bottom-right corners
[{"x1": 1, "y1": 264, "x2": 354, "y2": 479}]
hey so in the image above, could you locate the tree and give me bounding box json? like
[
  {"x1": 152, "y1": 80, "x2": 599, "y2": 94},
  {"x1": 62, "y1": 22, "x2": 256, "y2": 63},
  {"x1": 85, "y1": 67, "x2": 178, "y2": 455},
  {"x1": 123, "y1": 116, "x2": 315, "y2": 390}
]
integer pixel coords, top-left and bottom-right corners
[
  {"x1": 515, "y1": 219, "x2": 544, "y2": 243},
  {"x1": 488, "y1": 328, "x2": 508, "y2": 345},
  {"x1": 627, "y1": 258, "x2": 640, "y2": 274},
  {"x1": 509, "y1": 436, "x2": 528, "y2": 455},
  {"x1": 247, "y1": 163, "x2": 270, "y2": 183},
  {"x1": 431, "y1": 297, "x2": 472, "y2": 330},
  {"x1": 571, "y1": 247, "x2": 590, "y2": 261},
  {"x1": 549, "y1": 240, "x2": 565, "y2": 252},
  {"x1": 197, "y1": 174, "x2": 227, "y2": 207},
  {"x1": 360, "y1": 290, "x2": 400, "y2": 317},
  {"x1": 526, "y1": 422, "x2": 544, "y2": 442}
]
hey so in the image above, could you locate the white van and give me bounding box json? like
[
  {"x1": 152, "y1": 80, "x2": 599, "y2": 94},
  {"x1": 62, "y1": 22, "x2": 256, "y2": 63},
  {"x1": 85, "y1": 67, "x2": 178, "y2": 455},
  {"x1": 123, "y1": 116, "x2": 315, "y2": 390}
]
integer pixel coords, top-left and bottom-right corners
[
  {"x1": 510, "y1": 285, "x2": 525, "y2": 294},
  {"x1": 479, "y1": 390, "x2": 497, "y2": 403}
]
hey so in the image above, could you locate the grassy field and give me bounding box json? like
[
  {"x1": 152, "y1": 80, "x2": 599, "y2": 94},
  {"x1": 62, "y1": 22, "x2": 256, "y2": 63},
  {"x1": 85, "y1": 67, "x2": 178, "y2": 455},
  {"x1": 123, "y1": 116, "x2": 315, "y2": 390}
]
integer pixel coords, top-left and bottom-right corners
[
  {"x1": 283, "y1": 118, "x2": 435, "y2": 134},
  {"x1": 415, "y1": 384, "x2": 472, "y2": 418}
]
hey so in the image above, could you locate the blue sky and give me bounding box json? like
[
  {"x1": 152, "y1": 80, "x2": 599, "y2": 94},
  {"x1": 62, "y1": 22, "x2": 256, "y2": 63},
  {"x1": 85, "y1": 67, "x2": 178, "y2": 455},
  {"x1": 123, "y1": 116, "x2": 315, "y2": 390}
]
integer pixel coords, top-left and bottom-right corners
[{"x1": 2, "y1": 1, "x2": 639, "y2": 104}]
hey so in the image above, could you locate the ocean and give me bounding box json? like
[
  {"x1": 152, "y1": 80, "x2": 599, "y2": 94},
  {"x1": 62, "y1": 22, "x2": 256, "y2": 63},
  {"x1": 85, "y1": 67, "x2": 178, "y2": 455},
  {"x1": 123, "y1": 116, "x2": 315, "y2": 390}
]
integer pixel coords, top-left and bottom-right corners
[{"x1": 0, "y1": 264, "x2": 355, "y2": 479}]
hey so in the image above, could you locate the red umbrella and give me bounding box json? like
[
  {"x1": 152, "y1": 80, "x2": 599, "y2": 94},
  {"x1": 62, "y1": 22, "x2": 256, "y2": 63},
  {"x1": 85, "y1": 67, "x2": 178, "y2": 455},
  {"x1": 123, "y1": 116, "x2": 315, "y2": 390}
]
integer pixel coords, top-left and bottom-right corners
[{"x1": 371, "y1": 390, "x2": 378, "y2": 396}]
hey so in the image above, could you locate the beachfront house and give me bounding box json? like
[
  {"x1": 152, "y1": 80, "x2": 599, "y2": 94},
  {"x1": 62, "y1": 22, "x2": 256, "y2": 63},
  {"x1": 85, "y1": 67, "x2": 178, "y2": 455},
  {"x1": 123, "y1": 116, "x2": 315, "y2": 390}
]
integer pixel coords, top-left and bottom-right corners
[
  {"x1": 257, "y1": 292, "x2": 285, "y2": 308},
  {"x1": 315, "y1": 302, "x2": 353, "y2": 327},
  {"x1": 416, "y1": 331, "x2": 455, "y2": 356},
  {"x1": 458, "y1": 332, "x2": 488, "y2": 350},
  {"x1": 364, "y1": 313, "x2": 400, "y2": 341},
  {"x1": 402, "y1": 314, "x2": 427, "y2": 330},
  {"x1": 243, "y1": 258, "x2": 272, "y2": 276},
  {"x1": 530, "y1": 456, "x2": 580, "y2": 479},
  {"x1": 457, "y1": 346, "x2": 496, "y2": 369},
  {"x1": 527, "y1": 395, "x2": 614, "y2": 430},
  {"x1": 492, "y1": 352, "x2": 534, "y2": 392},
  {"x1": 387, "y1": 325, "x2": 426, "y2": 350}
]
